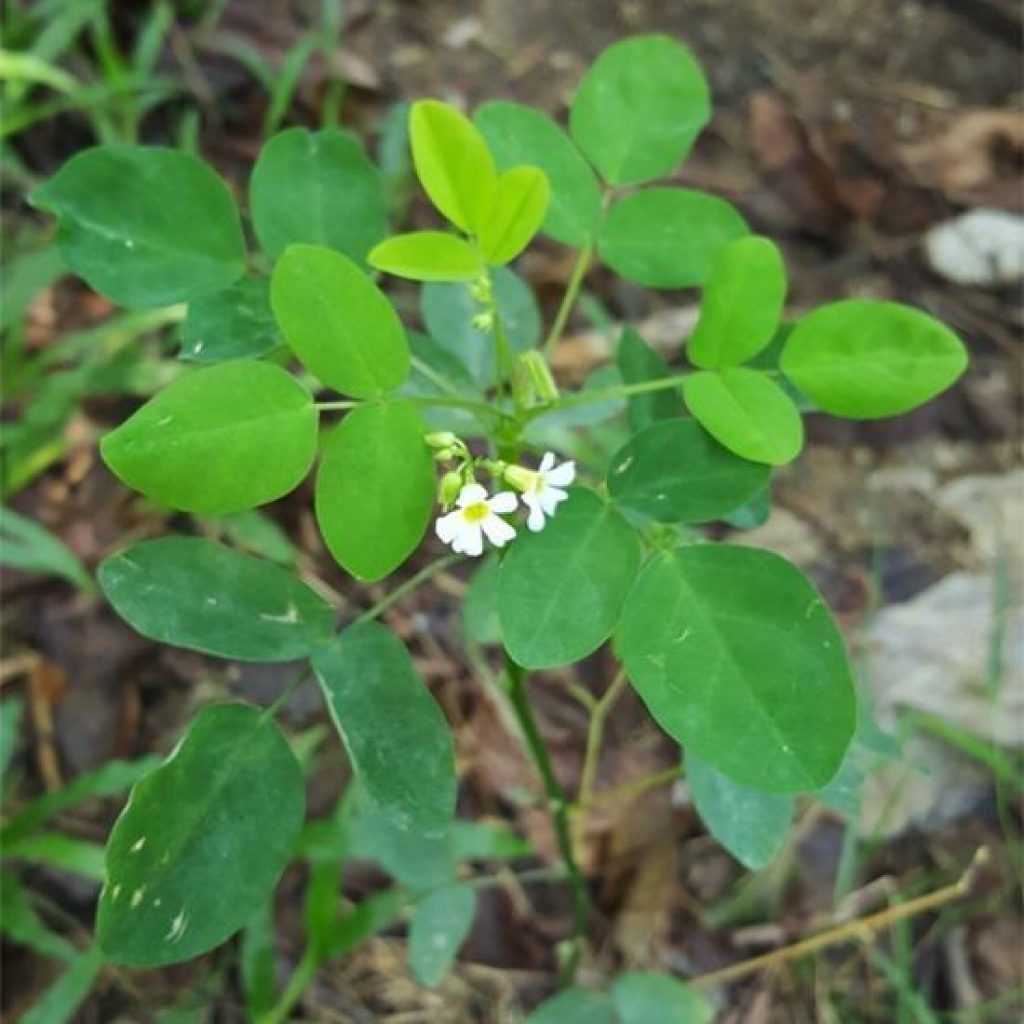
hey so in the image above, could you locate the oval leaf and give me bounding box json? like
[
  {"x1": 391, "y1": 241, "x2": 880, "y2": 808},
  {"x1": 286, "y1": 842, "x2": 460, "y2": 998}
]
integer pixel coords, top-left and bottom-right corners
[
  {"x1": 250, "y1": 128, "x2": 387, "y2": 264},
  {"x1": 688, "y1": 236, "x2": 787, "y2": 368},
  {"x1": 600, "y1": 189, "x2": 749, "y2": 289},
  {"x1": 527, "y1": 989, "x2": 615, "y2": 1024},
  {"x1": 498, "y1": 488, "x2": 641, "y2": 669},
  {"x1": 314, "y1": 401, "x2": 434, "y2": 581},
  {"x1": 97, "y1": 703, "x2": 304, "y2": 966},
  {"x1": 570, "y1": 35, "x2": 710, "y2": 187},
  {"x1": 686, "y1": 752, "x2": 794, "y2": 870},
  {"x1": 612, "y1": 971, "x2": 714, "y2": 1024},
  {"x1": 475, "y1": 100, "x2": 603, "y2": 246},
  {"x1": 617, "y1": 545, "x2": 857, "y2": 792},
  {"x1": 682, "y1": 368, "x2": 804, "y2": 466},
  {"x1": 98, "y1": 538, "x2": 335, "y2": 661},
  {"x1": 31, "y1": 146, "x2": 245, "y2": 308},
  {"x1": 101, "y1": 361, "x2": 318, "y2": 515},
  {"x1": 180, "y1": 277, "x2": 278, "y2": 363},
  {"x1": 410, "y1": 100, "x2": 496, "y2": 233},
  {"x1": 271, "y1": 244, "x2": 409, "y2": 398},
  {"x1": 408, "y1": 884, "x2": 476, "y2": 987},
  {"x1": 369, "y1": 232, "x2": 482, "y2": 282},
  {"x1": 780, "y1": 299, "x2": 968, "y2": 418},
  {"x1": 313, "y1": 621, "x2": 456, "y2": 836},
  {"x1": 608, "y1": 418, "x2": 769, "y2": 523},
  {"x1": 477, "y1": 166, "x2": 550, "y2": 265}
]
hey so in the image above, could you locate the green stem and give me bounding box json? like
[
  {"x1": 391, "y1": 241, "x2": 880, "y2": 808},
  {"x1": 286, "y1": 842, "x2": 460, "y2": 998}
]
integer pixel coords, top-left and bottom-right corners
[
  {"x1": 258, "y1": 943, "x2": 318, "y2": 1024},
  {"x1": 354, "y1": 554, "x2": 460, "y2": 624},
  {"x1": 316, "y1": 395, "x2": 503, "y2": 420},
  {"x1": 527, "y1": 371, "x2": 691, "y2": 420},
  {"x1": 503, "y1": 655, "x2": 589, "y2": 984},
  {"x1": 577, "y1": 669, "x2": 628, "y2": 809},
  {"x1": 543, "y1": 243, "x2": 593, "y2": 357}
]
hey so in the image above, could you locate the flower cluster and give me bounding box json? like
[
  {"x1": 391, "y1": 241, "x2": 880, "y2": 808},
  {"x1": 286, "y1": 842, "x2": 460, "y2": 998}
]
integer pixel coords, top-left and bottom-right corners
[{"x1": 433, "y1": 451, "x2": 575, "y2": 557}]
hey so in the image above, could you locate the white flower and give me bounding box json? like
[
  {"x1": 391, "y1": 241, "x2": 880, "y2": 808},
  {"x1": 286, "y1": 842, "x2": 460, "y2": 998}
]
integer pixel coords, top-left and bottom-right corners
[
  {"x1": 435, "y1": 483, "x2": 517, "y2": 557},
  {"x1": 520, "y1": 452, "x2": 575, "y2": 532}
]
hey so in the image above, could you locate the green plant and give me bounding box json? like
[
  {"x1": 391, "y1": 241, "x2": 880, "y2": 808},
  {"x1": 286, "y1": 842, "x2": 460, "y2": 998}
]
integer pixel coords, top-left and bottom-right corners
[{"x1": 25, "y1": 33, "x2": 968, "y2": 1020}]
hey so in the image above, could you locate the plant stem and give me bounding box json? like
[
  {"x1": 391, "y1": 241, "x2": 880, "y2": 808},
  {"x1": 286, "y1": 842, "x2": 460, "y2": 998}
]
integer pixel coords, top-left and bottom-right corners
[
  {"x1": 316, "y1": 395, "x2": 504, "y2": 421},
  {"x1": 503, "y1": 655, "x2": 589, "y2": 984},
  {"x1": 354, "y1": 554, "x2": 461, "y2": 624},
  {"x1": 258, "y1": 943, "x2": 319, "y2": 1024},
  {"x1": 543, "y1": 243, "x2": 594, "y2": 357},
  {"x1": 577, "y1": 668, "x2": 629, "y2": 809}
]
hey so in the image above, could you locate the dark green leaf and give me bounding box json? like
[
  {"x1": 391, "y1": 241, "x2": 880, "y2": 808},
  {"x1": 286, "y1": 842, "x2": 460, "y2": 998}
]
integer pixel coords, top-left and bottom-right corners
[
  {"x1": 607, "y1": 418, "x2": 769, "y2": 523},
  {"x1": 4, "y1": 832, "x2": 106, "y2": 881},
  {"x1": 527, "y1": 988, "x2": 615, "y2": 1024},
  {"x1": 498, "y1": 488, "x2": 641, "y2": 669},
  {"x1": 462, "y1": 554, "x2": 501, "y2": 646},
  {"x1": 31, "y1": 146, "x2": 244, "y2": 308},
  {"x1": 408, "y1": 884, "x2": 476, "y2": 986},
  {"x1": 616, "y1": 327, "x2": 683, "y2": 431},
  {"x1": 612, "y1": 971, "x2": 714, "y2": 1024},
  {"x1": 314, "y1": 401, "x2": 434, "y2": 581},
  {"x1": 313, "y1": 622, "x2": 456, "y2": 837},
  {"x1": 180, "y1": 277, "x2": 278, "y2": 363},
  {"x1": 617, "y1": 545, "x2": 857, "y2": 792},
  {"x1": 99, "y1": 537, "x2": 335, "y2": 661},
  {"x1": 101, "y1": 361, "x2": 318, "y2": 515},
  {"x1": 97, "y1": 703, "x2": 305, "y2": 966},
  {"x1": 600, "y1": 189, "x2": 749, "y2": 289},
  {"x1": 0, "y1": 699, "x2": 21, "y2": 779}
]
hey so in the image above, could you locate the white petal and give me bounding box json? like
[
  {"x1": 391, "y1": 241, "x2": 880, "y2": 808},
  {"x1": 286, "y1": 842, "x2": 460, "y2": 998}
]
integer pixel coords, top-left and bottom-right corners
[
  {"x1": 539, "y1": 452, "x2": 556, "y2": 474},
  {"x1": 456, "y1": 482, "x2": 489, "y2": 508},
  {"x1": 487, "y1": 490, "x2": 518, "y2": 515},
  {"x1": 435, "y1": 510, "x2": 461, "y2": 545},
  {"x1": 539, "y1": 485, "x2": 568, "y2": 515},
  {"x1": 546, "y1": 460, "x2": 576, "y2": 487},
  {"x1": 458, "y1": 521, "x2": 485, "y2": 557},
  {"x1": 482, "y1": 513, "x2": 516, "y2": 547},
  {"x1": 523, "y1": 493, "x2": 546, "y2": 532}
]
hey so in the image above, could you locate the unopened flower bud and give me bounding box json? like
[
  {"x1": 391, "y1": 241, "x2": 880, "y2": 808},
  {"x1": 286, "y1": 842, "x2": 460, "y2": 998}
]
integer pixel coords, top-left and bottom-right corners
[
  {"x1": 471, "y1": 310, "x2": 494, "y2": 333},
  {"x1": 512, "y1": 351, "x2": 559, "y2": 408},
  {"x1": 438, "y1": 471, "x2": 463, "y2": 509},
  {"x1": 504, "y1": 463, "x2": 538, "y2": 492},
  {"x1": 469, "y1": 274, "x2": 493, "y2": 304},
  {"x1": 425, "y1": 431, "x2": 458, "y2": 450}
]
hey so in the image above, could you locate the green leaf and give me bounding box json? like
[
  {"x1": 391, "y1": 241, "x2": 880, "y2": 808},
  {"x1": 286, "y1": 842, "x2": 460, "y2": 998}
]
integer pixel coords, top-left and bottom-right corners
[
  {"x1": 475, "y1": 100, "x2": 603, "y2": 246},
  {"x1": 477, "y1": 166, "x2": 549, "y2": 265},
  {"x1": 0, "y1": 505, "x2": 93, "y2": 591},
  {"x1": 240, "y1": 901, "x2": 278, "y2": 1019},
  {"x1": 331, "y1": 889, "x2": 407, "y2": 957},
  {"x1": 686, "y1": 753, "x2": 794, "y2": 870},
  {"x1": 617, "y1": 545, "x2": 857, "y2": 792},
  {"x1": 498, "y1": 488, "x2": 641, "y2": 669},
  {"x1": 30, "y1": 146, "x2": 245, "y2": 308},
  {"x1": 313, "y1": 622, "x2": 456, "y2": 837},
  {"x1": 420, "y1": 267, "x2": 540, "y2": 388},
  {"x1": 4, "y1": 832, "x2": 106, "y2": 881},
  {"x1": 600, "y1": 189, "x2": 749, "y2": 289},
  {"x1": 271, "y1": 244, "x2": 409, "y2": 398},
  {"x1": 304, "y1": 861, "x2": 341, "y2": 958},
  {"x1": 527, "y1": 989, "x2": 615, "y2": 1024},
  {"x1": 101, "y1": 361, "x2": 318, "y2": 515},
  {"x1": 180, "y1": 277, "x2": 278, "y2": 363},
  {"x1": 314, "y1": 401, "x2": 434, "y2": 581},
  {"x1": 368, "y1": 231, "x2": 482, "y2": 282},
  {"x1": 250, "y1": 127, "x2": 387, "y2": 264},
  {"x1": 779, "y1": 299, "x2": 968, "y2": 418},
  {"x1": 1, "y1": 871, "x2": 76, "y2": 961},
  {"x1": 408, "y1": 884, "x2": 476, "y2": 987},
  {"x1": 409, "y1": 99, "x2": 497, "y2": 232},
  {"x1": 682, "y1": 368, "x2": 804, "y2": 466},
  {"x1": 607, "y1": 419, "x2": 770, "y2": 523},
  {"x1": 97, "y1": 703, "x2": 305, "y2": 966},
  {"x1": 98, "y1": 537, "x2": 335, "y2": 661},
  {"x1": 688, "y1": 236, "x2": 787, "y2": 368},
  {"x1": 462, "y1": 554, "x2": 501, "y2": 645},
  {"x1": 616, "y1": 327, "x2": 683, "y2": 432},
  {"x1": 450, "y1": 820, "x2": 531, "y2": 860},
  {"x1": 19, "y1": 945, "x2": 105, "y2": 1024},
  {"x1": 570, "y1": 35, "x2": 710, "y2": 187},
  {"x1": 612, "y1": 971, "x2": 714, "y2": 1024},
  {"x1": 0, "y1": 698, "x2": 21, "y2": 779}
]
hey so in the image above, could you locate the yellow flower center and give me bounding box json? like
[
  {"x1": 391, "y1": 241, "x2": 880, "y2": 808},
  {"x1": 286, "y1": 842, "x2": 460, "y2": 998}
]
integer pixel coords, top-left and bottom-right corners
[{"x1": 462, "y1": 502, "x2": 490, "y2": 523}]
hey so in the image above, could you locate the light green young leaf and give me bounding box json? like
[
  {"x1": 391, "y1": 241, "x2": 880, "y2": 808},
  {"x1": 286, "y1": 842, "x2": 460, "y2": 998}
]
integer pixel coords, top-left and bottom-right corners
[
  {"x1": 527, "y1": 988, "x2": 615, "y2": 1024},
  {"x1": 0, "y1": 506, "x2": 93, "y2": 591},
  {"x1": 688, "y1": 236, "x2": 787, "y2": 369},
  {"x1": 19, "y1": 945, "x2": 105, "y2": 1024},
  {"x1": 99, "y1": 537, "x2": 335, "y2": 661},
  {"x1": 607, "y1": 418, "x2": 769, "y2": 523},
  {"x1": 271, "y1": 244, "x2": 409, "y2": 397},
  {"x1": 570, "y1": 35, "x2": 710, "y2": 187},
  {"x1": 475, "y1": 100, "x2": 603, "y2": 246},
  {"x1": 686, "y1": 752, "x2": 794, "y2": 870},
  {"x1": 617, "y1": 545, "x2": 857, "y2": 792},
  {"x1": 477, "y1": 166, "x2": 550, "y2": 265},
  {"x1": 600, "y1": 189, "x2": 749, "y2": 289},
  {"x1": 369, "y1": 231, "x2": 482, "y2": 282},
  {"x1": 409, "y1": 99, "x2": 497, "y2": 232},
  {"x1": 100, "y1": 361, "x2": 318, "y2": 515},
  {"x1": 682, "y1": 368, "x2": 804, "y2": 466},
  {"x1": 616, "y1": 327, "x2": 683, "y2": 432},
  {"x1": 612, "y1": 971, "x2": 714, "y2": 1024},
  {"x1": 498, "y1": 488, "x2": 641, "y2": 669},
  {"x1": 408, "y1": 884, "x2": 476, "y2": 987},
  {"x1": 780, "y1": 299, "x2": 968, "y2": 418},
  {"x1": 314, "y1": 402, "x2": 434, "y2": 581},
  {"x1": 97, "y1": 703, "x2": 305, "y2": 966},
  {"x1": 30, "y1": 146, "x2": 244, "y2": 308},
  {"x1": 180, "y1": 277, "x2": 278, "y2": 363},
  {"x1": 420, "y1": 267, "x2": 540, "y2": 388},
  {"x1": 250, "y1": 127, "x2": 387, "y2": 264},
  {"x1": 313, "y1": 622, "x2": 456, "y2": 838}
]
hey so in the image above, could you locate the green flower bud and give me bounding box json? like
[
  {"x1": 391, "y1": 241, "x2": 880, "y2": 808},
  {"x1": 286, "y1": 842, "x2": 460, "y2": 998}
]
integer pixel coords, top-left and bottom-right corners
[
  {"x1": 438, "y1": 470, "x2": 463, "y2": 509},
  {"x1": 512, "y1": 351, "x2": 559, "y2": 408},
  {"x1": 425, "y1": 431, "x2": 458, "y2": 450},
  {"x1": 504, "y1": 463, "x2": 538, "y2": 492}
]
